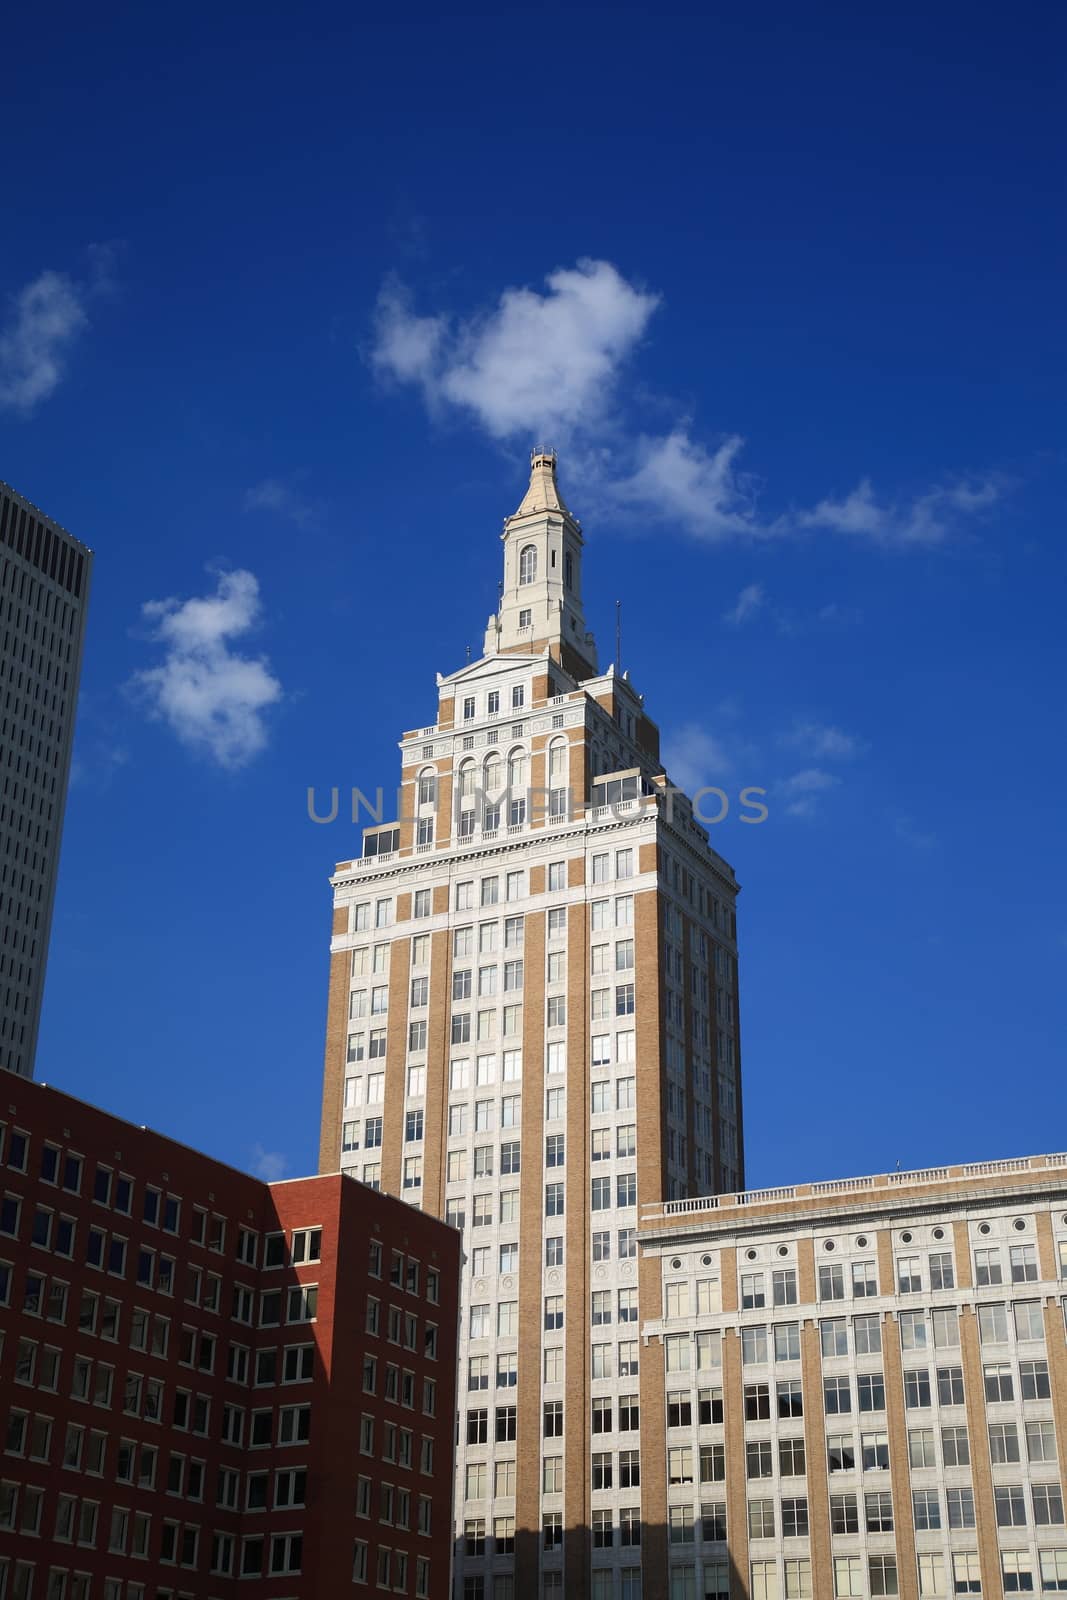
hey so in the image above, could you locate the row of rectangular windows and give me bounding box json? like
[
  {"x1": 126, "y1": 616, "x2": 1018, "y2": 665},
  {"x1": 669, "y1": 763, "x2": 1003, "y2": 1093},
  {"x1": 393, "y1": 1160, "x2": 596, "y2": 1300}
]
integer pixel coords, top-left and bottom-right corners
[
  {"x1": 4, "y1": 1389, "x2": 314, "y2": 1452},
  {"x1": 662, "y1": 1301, "x2": 1062, "y2": 1370},
  {"x1": 0, "y1": 495, "x2": 87, "y2": 597},
  {"x1": 0, "y1": 1510, "x2": 303, "y2": 1578},
  {"x1": 0, "y1": 1124, "x2": 339, "y2": 1271},
  {"x1": 661, "y1": 1419, "x2": 1057, "y2": 1488},
  {"x1": 344, "y1": 1036, "x2": 637, "y2": 1086},
  {"x1": 352, "y1": 1540, "x2": 432, "y2": 1594},
  {"x1": 350, "y1": 892, "x2": 637, "y2": 928},
  {"x1": 441, "y1": 1548, "x2": 1067, "y2": 1600},
  {"x1": 685, "y1": 1244, "x2": 1058, "y2": 1317},
  {"x1": 0, "y1": 1247, "x2": 320, "y2": 1330}
]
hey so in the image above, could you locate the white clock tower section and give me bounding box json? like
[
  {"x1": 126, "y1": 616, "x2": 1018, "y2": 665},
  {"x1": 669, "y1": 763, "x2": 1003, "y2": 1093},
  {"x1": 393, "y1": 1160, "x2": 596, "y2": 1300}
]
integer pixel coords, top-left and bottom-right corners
[{"x1": 484, "y1": 450, "x2": 599, "y2": 675}]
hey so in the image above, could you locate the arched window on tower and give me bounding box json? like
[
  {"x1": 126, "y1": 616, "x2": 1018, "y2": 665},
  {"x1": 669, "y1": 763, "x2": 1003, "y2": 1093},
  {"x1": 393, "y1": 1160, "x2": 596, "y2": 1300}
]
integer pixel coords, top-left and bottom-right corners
[
  {"x1": 507, "y1": 748, "x2": 527, "y2": 828},
  {"x1": 519, "y1": 545, "x2": 537, "y2": 586},
  {"x1": 564, "y1": 550, "x2": 573, "y2": 590},
  {"x1": 457, "y1": 760, "x2": 476, "y2": 840},
  {"x1": 483, "y1": 753, "x2": 503, "y2": 832},
  {"x1": 547, "y1": 737, "x2": 569, "y2": 822}
]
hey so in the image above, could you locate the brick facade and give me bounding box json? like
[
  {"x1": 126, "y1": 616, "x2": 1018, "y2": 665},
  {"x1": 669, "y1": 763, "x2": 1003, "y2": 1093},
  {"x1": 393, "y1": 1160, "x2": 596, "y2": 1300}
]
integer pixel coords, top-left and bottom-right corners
[{"x1": 0, "y1": 1079, "x2": 459, "y2": 1599}]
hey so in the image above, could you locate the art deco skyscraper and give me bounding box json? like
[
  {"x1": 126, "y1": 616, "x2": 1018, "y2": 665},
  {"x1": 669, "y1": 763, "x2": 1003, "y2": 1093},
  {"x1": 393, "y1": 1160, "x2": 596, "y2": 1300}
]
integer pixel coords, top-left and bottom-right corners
[
  {"x1": 319, "y1": 453, "x2": 744, "y2": 1599},
  {"x1": 0, "y1": 481, "x2": 92, "y2": 1079}
]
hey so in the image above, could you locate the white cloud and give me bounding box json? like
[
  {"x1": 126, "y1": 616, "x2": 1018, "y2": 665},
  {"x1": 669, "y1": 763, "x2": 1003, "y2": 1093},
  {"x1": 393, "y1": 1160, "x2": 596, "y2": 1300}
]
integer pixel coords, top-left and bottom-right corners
[
  {"x1": 784, "y1": 719, "x2": 865, "y2": 760},
  {"x1": 799, "y1": 476, "x2": 1000, "y2": 547},
  {"x1": 370, "y1": 260, "x2": 1004, "y2": 552},
  {"x1": 612, "y1": 429, "x2": 762, "y2": 541},
  {"x1": 250, "y1": 1143, "x2": 287, "y2": 1182},
  {"x1": 662, "y1": 722, "x2": 734, "y2": 794},
  {"x1": 723, "y1": 582, "x2": 765, "y2": 626},
  {"x1": 777, "y1": 767, "x2": 840, "y2": 817},
  {"x1": 132, "y1": 569, "x2": 283, "y2": 770},
  {"x1": 0, "y1": 270, "x2": 89, "y2": 414},
  {"x1": 372, "y1": 259, "x2": 659, "y2": 440},
  {"x1": 243, "y1": 480, "x2": 315, "y2": 528}
]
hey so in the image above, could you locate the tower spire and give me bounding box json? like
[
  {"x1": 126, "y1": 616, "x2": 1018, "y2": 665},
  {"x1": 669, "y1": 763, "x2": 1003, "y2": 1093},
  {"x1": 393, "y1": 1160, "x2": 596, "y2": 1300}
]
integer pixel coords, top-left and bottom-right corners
[
  {"x1": 483, "y1": 450, "x2": 598, "y2": 677},
  {"x1": 512, "y1": 448, "x2": 571, "y2": 518}
]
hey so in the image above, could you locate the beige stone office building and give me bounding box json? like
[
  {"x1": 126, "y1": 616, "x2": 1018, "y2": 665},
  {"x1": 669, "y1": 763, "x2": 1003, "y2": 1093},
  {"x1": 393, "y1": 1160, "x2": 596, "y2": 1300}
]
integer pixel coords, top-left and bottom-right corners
[
  {"x1": 640, "y1": 1155, "x2": 1067, "y2": 1600},
  {"x1": 318, "y1": 454, "x2": 745, "y2": 1599}
]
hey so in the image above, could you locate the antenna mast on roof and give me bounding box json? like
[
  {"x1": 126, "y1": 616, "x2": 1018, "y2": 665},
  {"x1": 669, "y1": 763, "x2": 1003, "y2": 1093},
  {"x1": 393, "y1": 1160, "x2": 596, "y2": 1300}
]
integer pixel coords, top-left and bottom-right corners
[{"x1": 615, "y1": 600, "x2": 622, "y2": 674}]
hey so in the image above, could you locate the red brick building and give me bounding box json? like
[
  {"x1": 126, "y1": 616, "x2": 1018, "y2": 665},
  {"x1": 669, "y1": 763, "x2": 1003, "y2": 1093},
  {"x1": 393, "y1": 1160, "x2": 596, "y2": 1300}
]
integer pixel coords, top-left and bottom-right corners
[{"x1": 0, "y1": 1078, "x2": 460, "y2": 1599}]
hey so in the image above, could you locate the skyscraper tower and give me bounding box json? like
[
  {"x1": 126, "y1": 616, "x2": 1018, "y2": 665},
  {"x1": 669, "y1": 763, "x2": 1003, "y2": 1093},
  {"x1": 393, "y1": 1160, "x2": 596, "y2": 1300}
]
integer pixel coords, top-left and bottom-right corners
[
  {"x1": 319, "y1": 453, "x2": 744, "y2": 1599},
  {"x1": 0, "y1": 481, "x2": 92, "y2": 1079}
]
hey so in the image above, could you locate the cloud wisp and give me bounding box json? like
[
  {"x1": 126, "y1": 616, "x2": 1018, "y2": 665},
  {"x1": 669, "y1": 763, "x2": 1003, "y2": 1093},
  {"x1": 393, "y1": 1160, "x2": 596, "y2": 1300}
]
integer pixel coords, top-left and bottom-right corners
[
  {"x1": 797, "y1": 476, "x2": 1002, "y2": 547},
  {"x1": 723, "y1": 582, "x2": 766, "y2": 627},
  {"x1": 243, "y1": 480, "x2": 317, "y2": 528},
  {"x1": 663, "y1": 706, "x2": 865, "y2": 823},
  {"x1": 0, "y1": 270, "x2": 90, "y2": 415},
  {"x1": 131, "y1": 569, "x2": 283, "y2": 770},
  {"x1": 662, "y1": 722, "x2": 735, "y2": 795},
  {"x1": 250, "y1": 1144, "x2": 288, "y2": 1182},
  {"x1": 611, "y1": 433, "x2": 1000, "y2": 547},
  {"x1": 784, "y1": 719, "x2": 866, "y2": 761},
  {"x1": 777, "y1": 766, "x2": 841, "y2": 818},
  {"x1": 0, "y1": 247, "x2": 120, "y2": 417}
]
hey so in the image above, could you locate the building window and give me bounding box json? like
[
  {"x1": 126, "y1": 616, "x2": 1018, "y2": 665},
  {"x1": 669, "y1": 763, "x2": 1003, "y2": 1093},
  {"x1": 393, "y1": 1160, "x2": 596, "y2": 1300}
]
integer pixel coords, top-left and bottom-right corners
[
  {"x1": 897, "y1": 1255, "x2": 922, "y2": 1294},
  {"x1": 824, "y1": 1377, "x2": 851, "y2": 1415},
  {"x1": 868, "y1": 1556, "x2": 898, "y2": 1597}
]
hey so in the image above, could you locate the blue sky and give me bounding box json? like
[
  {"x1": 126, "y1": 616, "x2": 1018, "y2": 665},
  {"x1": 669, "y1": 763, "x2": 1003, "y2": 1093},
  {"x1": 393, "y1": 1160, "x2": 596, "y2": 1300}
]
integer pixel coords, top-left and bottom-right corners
[{"x1": 2, "y1": 1, "x2": 1064, "y2": 1187}]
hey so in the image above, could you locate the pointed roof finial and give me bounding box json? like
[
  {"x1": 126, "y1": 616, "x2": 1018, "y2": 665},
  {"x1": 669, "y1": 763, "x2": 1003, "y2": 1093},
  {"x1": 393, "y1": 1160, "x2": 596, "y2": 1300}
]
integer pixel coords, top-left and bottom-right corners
[{"x1": 511, "y1": 446, "x2": 571, "y2": 519}]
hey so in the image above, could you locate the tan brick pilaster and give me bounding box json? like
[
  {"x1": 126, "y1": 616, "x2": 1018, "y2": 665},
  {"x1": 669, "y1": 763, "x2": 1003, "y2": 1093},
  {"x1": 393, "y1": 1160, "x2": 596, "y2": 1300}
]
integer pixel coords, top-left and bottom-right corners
[
  {"x1": 953, "y1": 1220, "x2": 973, "y2": 1288},
  {"x1": 720, "y1": 1246, "x2": 738, "y2": 1314},
  {"x1": 435, "y1": 769, "x2": 453, "y2": 846},
  {"x1": 797, "y1": 1238, "x2": 816, "y2": 1304},
  {"x1": 959, "y1": 1306, "x2": 1002, "y2": 1597},
  {"x1": 635, "y1": 884, "x2": 667, "y2": 1596},
  {"x1": 800, "y1": 1321, "x2": 831, "y2": 1592},
  {"x1": 515, "y1": 910, "x2": 546, "y2": 1600},
  {"x1": 881, "y1": 1311, "x2": 919, "y2": 1600},
  {"x1": 722, "y1": 1327, "x2": 749, "y2": 1600},
  {"x1": 877, "y1": 1229, "x2": 894, "y2": 1297},
  {"x1": 1036, "y1": 1210, "x2": 1058, "y2": 1280},
  {"x1": 568, "y1": 736, "x2": 587, "y2": 821},
  {"x1": 379, "y1": 939, "x2": 411, "y2": 1195},
  {"x1": 421, "y1": 928, "x2": 451, "y2": 1219},
  {"x1": 564, "y1": 903, "x2": 590, "y2": 1598},
  {"x1": 317, "y1": 946, "x2": 350, "y2": 1173}
]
